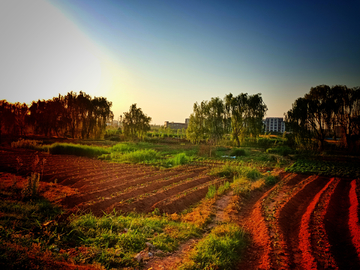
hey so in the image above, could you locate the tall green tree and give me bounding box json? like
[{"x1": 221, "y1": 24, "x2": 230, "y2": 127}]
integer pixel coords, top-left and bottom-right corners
[
  {"x1": 186, "y1": 101, "x2": 208, "y2": 144},
  {"x1": 122, "y1": 104, "x2": 151, "y2": 140},
  {"x1": 224, "y1": 93, "x2": 267, "y2": 146}
]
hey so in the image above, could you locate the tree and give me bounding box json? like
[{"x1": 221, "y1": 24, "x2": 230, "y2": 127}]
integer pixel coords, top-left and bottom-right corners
[
  {"x1": 285, "y1": 85, "x2": 360, "y2": 151},
  {"x1": 186, "y1": 101, "x2": 209, "y2": 144},
  {"x1": 122, "y1": 104, "x2": 151, "y2": 140},
  {"x1": 224, "y1": 93, "x2": 267, "y2": 146}
]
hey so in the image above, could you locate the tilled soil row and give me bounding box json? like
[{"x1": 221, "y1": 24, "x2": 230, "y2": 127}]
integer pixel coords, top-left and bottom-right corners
[
  {"x1": 62, "y1": 169, "x2": 204, "y2": 209},
  {"x1": 325, "y1": 178, "x2": 360, "y2": 269},
  {"x1": 309, "y1": 177, "x2": 339, "y2": 269},
  {"x1": 112, "y1": 175, "x2": 217, "y2": 215},
  {"x1": 153, "y1": 177, "x2": 226, "y2": 214},
  {"x1": 248, "y1": 174, "x2": 360, "y2": 270}
]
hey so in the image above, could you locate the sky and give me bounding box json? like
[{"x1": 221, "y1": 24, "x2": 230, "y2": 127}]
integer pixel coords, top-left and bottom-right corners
[{"x1": 1, "y1": 0, "x2": 360, "y2": 125}]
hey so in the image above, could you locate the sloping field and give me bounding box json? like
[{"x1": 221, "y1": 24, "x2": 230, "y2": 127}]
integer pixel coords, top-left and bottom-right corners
[
  {"x1": 240, "y1": 172, "x2": 360, "y2": 269},
  {"x1": 0, "y1": 148, "x2": 222, "y2": 216}
]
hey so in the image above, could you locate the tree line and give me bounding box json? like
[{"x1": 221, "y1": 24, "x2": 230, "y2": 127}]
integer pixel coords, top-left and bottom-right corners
[
  {"x1": 186, "y1": 93, "x2": 267, "y2": 146},
  {"x1": 285, "y1": 85, "x2": 360, "y2": 151},
  {"x1": 0, "y1": 91, "x2": 113, "y2": 140}
]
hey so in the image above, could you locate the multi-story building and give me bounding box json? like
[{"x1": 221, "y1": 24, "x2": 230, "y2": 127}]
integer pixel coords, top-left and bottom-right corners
[
  {"x1": 264, "y1": 117, "x2": 286, "y2": 133},
  {"x1": 164, "y1": 118, "x2": 189, "y2": 130}
]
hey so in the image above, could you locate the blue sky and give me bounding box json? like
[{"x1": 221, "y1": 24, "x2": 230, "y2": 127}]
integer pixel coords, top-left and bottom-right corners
[{"x1": 1, "y1": 0, "x2": 359, "y2": 124}]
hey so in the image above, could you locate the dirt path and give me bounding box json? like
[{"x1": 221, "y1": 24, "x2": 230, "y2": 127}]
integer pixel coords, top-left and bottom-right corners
[{"x1": 143, "y1": 190, "x2": 240, "y2": 270}]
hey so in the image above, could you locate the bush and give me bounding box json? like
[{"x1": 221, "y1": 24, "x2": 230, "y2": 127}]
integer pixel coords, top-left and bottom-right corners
[
  {"x1": 229, "y1": 148, "x2": 246, "y2": 157},
  {"x1": 246, "y1": 169, "x2": 261, "y2": 181},
  {"x1": 265, "y1": 175, "x2": 279, "y2": 186},
  {"x1": 11, "y1": 139, "x2": 42, "y2": 150},
  {"x1": 266, "y1": 146, "x2": 293, "y2": 156}
]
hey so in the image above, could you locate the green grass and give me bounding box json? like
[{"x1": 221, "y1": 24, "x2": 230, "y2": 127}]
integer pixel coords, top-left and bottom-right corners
[
  {"x1": 66, "y1": 212, "x2": 201, "y2": 268},
  {"x1": 47, "y1": 143, "x2": 110, "y2": 157},
  {"x1": 180, "y1": 223, "x2": 247, "y2": 270},
  {"x1": 110, "y1": 148, "x2": 160, "y2": 163}
]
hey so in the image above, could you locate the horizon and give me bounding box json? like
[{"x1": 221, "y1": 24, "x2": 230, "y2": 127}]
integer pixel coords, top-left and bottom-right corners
[{"x1": 1, "y1": 0, "x2": 360, "y2": 125}]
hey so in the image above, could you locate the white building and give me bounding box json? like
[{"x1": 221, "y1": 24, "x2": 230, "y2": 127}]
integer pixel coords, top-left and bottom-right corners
[{"x1": 264, "y1": 117, "x2": 285, "y2": 133}]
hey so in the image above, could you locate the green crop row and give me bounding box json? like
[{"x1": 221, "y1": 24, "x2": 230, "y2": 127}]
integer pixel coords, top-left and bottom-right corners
[{"x1": 285, "y1": 159, "x2": 360, "y2": 178}]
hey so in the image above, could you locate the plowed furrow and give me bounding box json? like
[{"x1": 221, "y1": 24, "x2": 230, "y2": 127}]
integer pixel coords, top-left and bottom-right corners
[
  {"x1": 84, "y1": 174, "x2": 209, "y2": 216},
  {"x1": 77, "y1": 168, "x2": 188, "y2": 191},
  {"x1": 298, "y1": 177, "x2": 336, "y2": 269},
  {"x1": 111, "y1": 175, "x2": 215, "y2": 214},
  {"x1": 310, "y1": 177, "x2": 339, "y2": 269},
  {"x1": 72, "y1": 168, "x2": 157, "y2": 189},
  {"x1": 153, "y1": 178, "x2": 225, "y2": 214},
  {"x1": 349, "y1": 180, "x2": 360, "y2": 261},
  {"x1": 325, "y1": 179, "x2": 360, "y2": 270},
  {"x1": 278, "y1": 176, "x2": 329, "y2": 269},
  {"x1": 62, "y1": 170, "x2": 197, "y2": 208},
  {"x1": 262, "y1": 174, "x2": 317, "y2": 269}
]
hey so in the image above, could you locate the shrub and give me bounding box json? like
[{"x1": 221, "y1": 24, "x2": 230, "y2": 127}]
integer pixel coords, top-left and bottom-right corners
[
  {"x1": 170, "y1": 153, "x2": 190, "y2": 166},
  {"x1": 11, "y1": 139, "x2": 42, "y2": 150},
  {"x1": 229, "y1": 148, "x2": 246, "y2": 157},
  {"x1": 265, "y1": 175, "x2": 279, "y2": 186},
  {"x1": 266, "y1": 146, "x2": 293, "y2": 156},
  {"x1": 246, "y1": 169, "x2": 261, "y2": 181}
]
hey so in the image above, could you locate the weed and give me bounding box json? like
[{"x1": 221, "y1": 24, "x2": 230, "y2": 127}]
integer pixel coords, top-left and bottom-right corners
[
  {"x1": 22, "y1": 173, "x2": 40, "y2": 199},
  {"x1": 206, "y1": 185, "x2": 217, "y2": 199}
]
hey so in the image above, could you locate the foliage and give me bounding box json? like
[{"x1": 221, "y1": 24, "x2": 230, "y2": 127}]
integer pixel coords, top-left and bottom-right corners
[
  {"x1": 122, "y1": 104, "x2": 151, "y2": 140},
  {"x1": 285, "y1": 85, "x2": 360, "y2": 151},
  {"x1": 229, "y1": 148, "x2": 246, "y2": 157},
  {"x1": 246, "y1": 168, "x2": 262, "y2": 181},
  {"x1": 48, "y1": 143, "x2": 110, "y2": 158},
  {"x1": 266, "y1": 146, "x2": 293, "y2": 156},
  {"x1": 265, "y1": 175, "x2": 279, "y2": 186},
  {"x1": 180, "y1": 223, "x2": 247, "y2": 270},
  {"x1": 110, "y1": 149, "x2": 159, "y2": 163},
  {"x1": 225, "y1": 93, "x2": 268, "y2": 146},
  {"x1": 187, "y1": 93, "x2": 268, "y2": 146},
  {"x1": 285, "y1": 158, "x2": 360, "y2": 178},
  {"x1": 1, "y1": 91, "x2": 113, "y2": 139},
  {"x1": 205, "y1": 185, "x2": 217, "y2": 199},
  {"x1": 11, "y1": 139, "x2": 42, "y2": 150}
]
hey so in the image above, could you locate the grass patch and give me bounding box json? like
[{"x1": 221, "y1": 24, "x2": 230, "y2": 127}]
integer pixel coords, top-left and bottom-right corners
[
  {"x1": 180, "y1": 223, "x2": 247, "y2": 270},
  {"x1": 66, "y1": 212, "x2": 201, "y2": 268},
  {"x1": 110, "y1": 149, "x2": 160, "y2": 163},
  {"x1": 47, "y1": 143, "x2": 110, "y2": 158}
]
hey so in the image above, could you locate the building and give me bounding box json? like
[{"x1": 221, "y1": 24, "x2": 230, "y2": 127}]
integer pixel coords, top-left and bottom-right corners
[
  {"x1": 264, "y1": 117, "x2": 286, "y2": 133},
  {"x1": 164, "y1": 118, "x2": 189, "y2": 130}
]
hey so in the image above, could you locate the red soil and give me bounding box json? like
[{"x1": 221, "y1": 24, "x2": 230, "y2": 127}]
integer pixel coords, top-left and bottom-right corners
[{"x1": 349, "y1": 179, "x2": 360, "y2": 261}]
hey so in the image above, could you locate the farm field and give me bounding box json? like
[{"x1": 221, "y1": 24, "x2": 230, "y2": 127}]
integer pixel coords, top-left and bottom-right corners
[
  {"x1": 1, "y1": 145, "x2": 360, "y2": 269},
  {"x1": 0, "y1": 148, "x2": 223, "y2": 217},
  {"x1": 238, "y1": 173, "x2": 360, "y2": 269}
]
